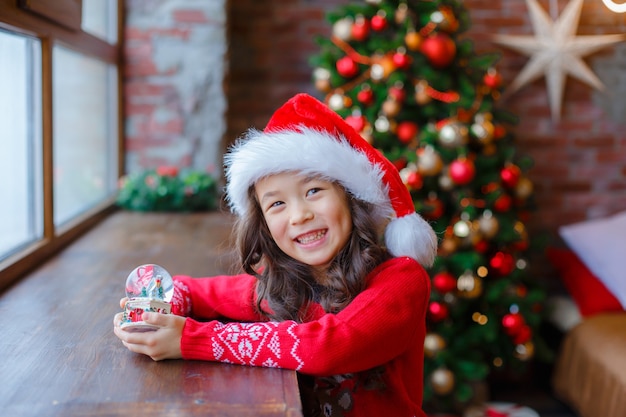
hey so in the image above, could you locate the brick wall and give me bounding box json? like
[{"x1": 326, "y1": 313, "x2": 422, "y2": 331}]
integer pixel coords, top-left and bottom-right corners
[
  {"x1": 124, "y1": 0, "x2": 226, "y2": 175},
  {"x1": 226, "y1": 0, "x2": 626, "y2": 247}
]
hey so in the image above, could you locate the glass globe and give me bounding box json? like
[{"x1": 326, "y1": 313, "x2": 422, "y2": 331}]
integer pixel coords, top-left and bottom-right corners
[{"x1": 125, "y1": 264, "x2": 173, "y2": 301}]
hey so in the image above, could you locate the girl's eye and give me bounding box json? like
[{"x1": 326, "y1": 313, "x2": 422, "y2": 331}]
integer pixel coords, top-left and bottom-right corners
[
  {"x1": 266, "y1": 200, "x2": 284, "y2": 211},
  {"x1": 306, "y1": 187, "x2": 322, "y2": 197}
]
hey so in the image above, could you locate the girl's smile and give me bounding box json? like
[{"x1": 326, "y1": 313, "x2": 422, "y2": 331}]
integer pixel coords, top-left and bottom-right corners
[
  {"x1": 255, "y1": 172, "x2": 352, "y2": 273},
  {"x1": 294, "y1": 229, "x2": 327, "y2": 245}
]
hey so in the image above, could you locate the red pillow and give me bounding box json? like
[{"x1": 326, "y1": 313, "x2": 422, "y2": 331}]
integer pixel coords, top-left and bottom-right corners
[{"x1": 547, "y1": 247, "x2": 623, "y2": 317}]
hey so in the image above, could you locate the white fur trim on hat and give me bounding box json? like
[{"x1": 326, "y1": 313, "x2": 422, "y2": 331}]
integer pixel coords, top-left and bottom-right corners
[{"x1": 225, "y1": 127, "x2": 394, "y2": 221}]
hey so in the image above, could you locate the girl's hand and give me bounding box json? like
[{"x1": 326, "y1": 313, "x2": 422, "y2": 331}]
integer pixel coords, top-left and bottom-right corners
[{"x1": 113, "y1": 310, "x2": 186, "y2": 361}]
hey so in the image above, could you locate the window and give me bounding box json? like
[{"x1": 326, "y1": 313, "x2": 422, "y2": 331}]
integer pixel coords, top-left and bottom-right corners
[
  {"x1": 82, "y1": 0, "x2": 118, "y2": 43},
  {"x1": 53, "y1": 45, "x2": 119, "y2": 226},
  {"x1": 0, "y1": 1, "x2": 123, "y2": 290},
  {"x1": 0, "y1": 30, "x2": 43, "y2": 259}
]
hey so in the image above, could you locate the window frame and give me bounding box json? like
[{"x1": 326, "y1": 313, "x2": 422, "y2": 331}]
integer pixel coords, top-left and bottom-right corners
[{"x1": 0, "y1": 0, "x2": 124, "y2": 291}]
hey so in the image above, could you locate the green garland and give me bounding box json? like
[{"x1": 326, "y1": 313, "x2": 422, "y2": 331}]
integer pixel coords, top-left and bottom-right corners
[{"x1": 116, "y1": 167, "x2": 220, "y2": 212}]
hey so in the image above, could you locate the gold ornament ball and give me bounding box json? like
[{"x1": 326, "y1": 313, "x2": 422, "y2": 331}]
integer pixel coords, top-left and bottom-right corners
[
  {"x1": 414, "y1": 82, "x2": 431, "y2": 105},
  {"x1": 438, "y1": 121, "x2": 468, "y2": 148},
  {"x1": 456, "y1": 271, "x2": 483, "y2": 299},
  {"x1": 514, "y1": 341, "x2": 535, "y2": 361},
  {"x1": 431, "y1": 368, "x2": 455, "y2": 395},
  {"x1": 405, "y1": 31, "x2": 422, "y2": 51},
  {"x1": 382, "y1": 98, "x2": 401, "y2": 117},
  {"x1": 459, "y1": 222, "x2": 480, "y2": 248},
  {"x1": 478, "y1": 210, "x2": 499, "y2": 238},
  {"x1": 439, "y1": 236, "x2": 458, "y2": 255},
  {"x1": 424, "y1": 333, "x2": 447, "y2": 358},
  {"x1": 432, "y1": 7, "x2": 459, "y2": 33},
  {"x1": 416, "y1": 147, "x2": 443, "y2": 176},
  {"x1": 515, "y1": 177, "x2": 534, "y2": 199},
  {"x1": 395, "y1": 3, "x2": 408, "y2": 24},
  {"x1": 470, "y1": 119, "x2": 495, "y2": 145},
  {"x1": 371, "y1": 54, "x2": 396, "y2": 80},
  {"x1": 514, "y1": 221, "x2": 528, "y2": 241},
  {"x1": 438, "y1": 170, "x2": 454, "y2": 191},
  {"x1": 314, "y1": 78, "x2": 331, "y2": 92}
]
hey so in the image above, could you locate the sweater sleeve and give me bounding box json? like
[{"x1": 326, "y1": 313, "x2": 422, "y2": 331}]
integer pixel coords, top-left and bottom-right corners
[
  {"x1": 172, "y1": 273, "x2": 264, "y2": 322},
  {"x1": 180, "y1": 257, "x2": 431, "y2": 376}
]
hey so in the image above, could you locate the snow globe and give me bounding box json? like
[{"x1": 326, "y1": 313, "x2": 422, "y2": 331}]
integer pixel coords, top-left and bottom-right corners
[{"x1": 120, "y1": 264, "x2": 174, "y2": 332}]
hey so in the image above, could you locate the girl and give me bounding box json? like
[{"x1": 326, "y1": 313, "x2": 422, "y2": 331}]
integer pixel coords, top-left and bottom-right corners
[{"x1": 113, "y1": 93, "x2": 437, "y2": 417}]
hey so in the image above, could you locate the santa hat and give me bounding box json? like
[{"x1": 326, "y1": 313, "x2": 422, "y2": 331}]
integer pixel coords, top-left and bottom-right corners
[{"x1": 224, "y1": 93, "x2": 437, "y2": 266}]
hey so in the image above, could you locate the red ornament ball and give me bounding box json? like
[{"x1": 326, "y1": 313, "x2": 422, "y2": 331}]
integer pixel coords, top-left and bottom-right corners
[
  {"x1": 371, "y1": 14, "x2": 388, "y2": 31},
  {"x1": 502, "y1": 313, "x2": 525, "y2": 336},
  {"x1": 392, "y1": 50, "x2": 411, "y2": 69},
  {"x1": 493, "y1": 193, "x2": 513, "y2": 212},
  {"x1": 405, "y1": 171, "x2": 423, "y2": 190},
  {"x1": 513, "y1": 324, "x2": 532, "y2": 344},
  {"x1": 388, "y1": 85, "x2": 406, "y2": 102},
  {"x1": 357, "y1": 87, "x2": 375, "y2": 105},
  {"x1": 420, "y1": 33, "x2": 456, "y2": 68},
  {"x1": 493, "y1": 124, "x2": 507, "y2": 139},
  {"x1": 336, "y1": 56, "x2": 359, "y2": 78},
  {"x1": 397, "y1": 121, "x2": 419, "y2": 144},
  {"x1": 483, "y1": 68, "x2": 502, "y2": 89},
  {"x1": 432, "y1": 272, "x2": 457, "y2": 294},
  {"x1": 449, "y1": 158, "x2": 475, "y2": 185},
  {"x1": 490, "y1": 251, "x2": 515, "y2": 276},
  {"x1": 351, "y1": 17, "x2": 370, "y2": 41},
  {"x1": 428, "y1": 301, "x2": 449, "y2": 322},
  {"x1": 501, "y1": 165, "x2": 521, "y2": 188}
]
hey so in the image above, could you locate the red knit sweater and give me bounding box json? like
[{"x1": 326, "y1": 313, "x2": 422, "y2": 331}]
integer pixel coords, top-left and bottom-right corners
[{"x1": 172, "y1": 256, "x2": 430, "y2": 417}]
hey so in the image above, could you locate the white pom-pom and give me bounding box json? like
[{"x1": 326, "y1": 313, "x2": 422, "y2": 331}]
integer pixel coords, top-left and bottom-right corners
[{"x1": 385, "y1": 213, "x2": 438, "y2": 267}]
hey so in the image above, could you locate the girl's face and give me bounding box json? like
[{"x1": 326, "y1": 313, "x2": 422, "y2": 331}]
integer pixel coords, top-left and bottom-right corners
[{"x1": 255, "y1": 172, "x2": 352, "y2": 275}]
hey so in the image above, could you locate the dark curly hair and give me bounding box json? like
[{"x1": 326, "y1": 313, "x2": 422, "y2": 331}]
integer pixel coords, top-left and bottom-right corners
[{"x1": 234, "y1": 179, "x2": 390, "y2": 322}]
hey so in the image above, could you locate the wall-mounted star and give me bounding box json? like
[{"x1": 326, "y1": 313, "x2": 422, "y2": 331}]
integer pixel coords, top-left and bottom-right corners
[{"x1": 492, "y1": 0, "x2": 625, "y2": 122}]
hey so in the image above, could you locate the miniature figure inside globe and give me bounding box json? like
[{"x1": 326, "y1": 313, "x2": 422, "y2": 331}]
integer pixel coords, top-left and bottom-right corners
[{"x1": 125, "y1": 264, "x2": 173, "y2": 301}]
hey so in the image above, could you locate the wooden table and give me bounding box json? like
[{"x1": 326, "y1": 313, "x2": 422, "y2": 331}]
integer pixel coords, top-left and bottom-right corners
[{"x1": 0, "y1": 211, "x2": 302, "y2": 417}]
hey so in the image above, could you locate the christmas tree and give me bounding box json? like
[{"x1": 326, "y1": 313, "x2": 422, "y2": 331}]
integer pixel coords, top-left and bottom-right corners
[{"x1": 310, "y1": 0, "x2": 548, "y2": 412}]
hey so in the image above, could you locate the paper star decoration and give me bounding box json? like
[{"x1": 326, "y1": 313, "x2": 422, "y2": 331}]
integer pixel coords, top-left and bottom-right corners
[{"x1": 492, "y1": 0, "x2": 625, "y2": 122}]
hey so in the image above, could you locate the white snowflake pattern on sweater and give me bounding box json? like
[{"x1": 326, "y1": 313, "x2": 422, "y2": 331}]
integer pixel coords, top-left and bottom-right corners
[
  {"x1": 170, "y1": 280, "x2": 192, "y2": 316},
  {"x1": 210, "y1": 321, "x2": 303, "y2": 370}
]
